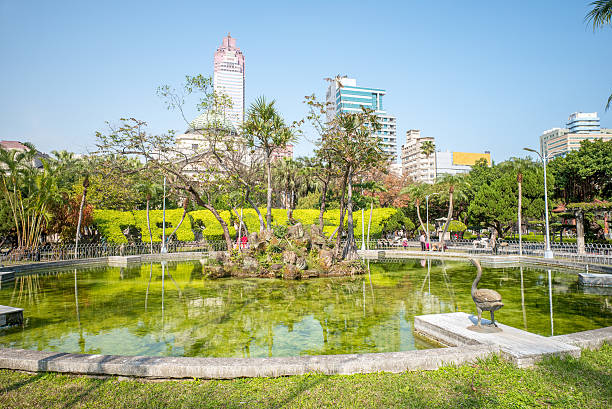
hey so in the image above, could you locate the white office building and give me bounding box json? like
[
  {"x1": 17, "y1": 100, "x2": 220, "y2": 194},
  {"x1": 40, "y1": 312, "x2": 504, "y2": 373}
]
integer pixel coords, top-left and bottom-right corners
[
  {"x1": 540, "y1": 112, "x2": 611, "y2": 158},
  {"x1": 401, "y1": 130, "x2": 436, "y2": 183}
]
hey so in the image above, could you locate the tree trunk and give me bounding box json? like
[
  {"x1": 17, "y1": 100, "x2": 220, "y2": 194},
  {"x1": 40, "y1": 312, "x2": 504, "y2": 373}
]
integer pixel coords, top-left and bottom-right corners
[
  {"x1": 239, "y1": 206, "x2": 248, "y2": 237},
  {"x1": 167, "y1": 199, "x2": 189, "y2": 244},
  {"x1": 575, "y1": 209, "x2": 585, "y2": 255},
  {"x1": 187, "y1": 185, "x2": 233, "y2": 251},
  {"x1": 146, "y1": 199, "x2": 153, "y2": 254},
  {"x1": 439, "y1": 186, "x2": 454, "y2": 252},
  {"x1": 231, "y1": 207, "x2": 249, "y2": 237},
  {"x1": 205, "y1": 204, "x2": 233, "y2": 251},
  {"x1": 74, "y1": 176, "x2": 89, "y2": 259},
  {"x1": 265, "y1": 150, "x2": 272, "y2": 230},
  {"x1": 415, "y1": 199, "x2": 426, "y2": 236},
  {"x1": 318, "y1": 173, "x2": 330, "y2": 231},
  {"x1": 342, "y1": 166, "x2": 357, "y2": 260},
  {"x1": 517, "y1": 174, "x2": 522, "y2": 256},
  {"x1": 245, "y1": 189, "x2": 265, "y2": 232},
  {"x1": 286, "y1": 190, "x2": 291, "y2": 222},
  {"x1": 334, "y1": 169, "x2": 350, "y2": 257},
  {"x1": 288, "y1": 190, "x2": 294, "y2": 222},
  {"x1": 367, "y1": 201, "x2": 373, "y2": 249}
]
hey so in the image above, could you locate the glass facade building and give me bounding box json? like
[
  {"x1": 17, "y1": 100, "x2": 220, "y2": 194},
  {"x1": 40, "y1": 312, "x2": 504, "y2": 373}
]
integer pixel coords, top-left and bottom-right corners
[{"x1": 326, "y1": 78, "x2": 397, "y2": 161}]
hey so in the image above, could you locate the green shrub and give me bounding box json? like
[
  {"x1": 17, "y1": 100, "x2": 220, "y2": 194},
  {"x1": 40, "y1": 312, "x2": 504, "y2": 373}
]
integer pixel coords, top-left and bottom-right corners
[
  {"x1": 416, "y1": 223, "x2": 435, "y2": 233},
  {"x1": 93, "y1": 207, "x2": 400, "y2": 243},
  {"x1": 272, "y1": 224, "x2": 288, "y2": 239},
  {"x1": 448, "y1": 220, "x2": 467, "y2": 232}
]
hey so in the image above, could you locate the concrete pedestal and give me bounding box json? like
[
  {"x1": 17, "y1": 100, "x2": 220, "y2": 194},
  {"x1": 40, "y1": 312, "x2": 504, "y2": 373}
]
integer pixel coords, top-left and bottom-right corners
[
  {"x1": 415, "y1": 312, "x2": 580, "y2": 367},
  {"x1": 0, "y1": 271, "x2": 14, "y2": 289},
  {"x1": 579, "y1": 273, "x2": 612, "y2": 288},
  {"x1": 0, "y1": 305, "x2": 23, "y2": 327}
]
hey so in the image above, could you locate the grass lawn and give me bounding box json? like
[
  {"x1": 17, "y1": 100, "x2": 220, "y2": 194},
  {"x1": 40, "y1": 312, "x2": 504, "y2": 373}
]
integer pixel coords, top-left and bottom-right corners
[{"x1": 0, "y1": 344, "x2": 611, "y2": 408}]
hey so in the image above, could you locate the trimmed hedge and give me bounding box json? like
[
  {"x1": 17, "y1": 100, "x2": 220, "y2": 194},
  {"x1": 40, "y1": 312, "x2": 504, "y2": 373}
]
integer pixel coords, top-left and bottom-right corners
[{"x1": 93, "y1": 208, "x2": 400, "y2": 243}]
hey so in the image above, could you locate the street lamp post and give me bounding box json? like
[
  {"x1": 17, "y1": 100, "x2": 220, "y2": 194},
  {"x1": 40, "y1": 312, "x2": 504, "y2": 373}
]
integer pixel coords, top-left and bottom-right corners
[
  {"x1": 524, "y1": 147, "x2": 553, "y2": 259},
  {"x1": 425, "y1": 193, "x2": 439, "y2": 252}
]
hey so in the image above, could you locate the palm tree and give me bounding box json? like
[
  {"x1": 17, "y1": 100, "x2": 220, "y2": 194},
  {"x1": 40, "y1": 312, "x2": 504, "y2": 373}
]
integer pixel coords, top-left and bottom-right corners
[
  {"x1": 0, "y1": 145, "x2": 58, "y2": 249},
  {"x1": 586, "y1": 1, "x2": 612, "y2": 110},
  {"x1": 273, "y1": 158, "x2": 300, "y2": 222},
  {"x1": 435, "y1": 173, "x2": 470, "y2": 250},
  {"x1": 242, "y1": 97, "x2": 295, "y2": 230},
  {"x1": 421, "y1": 141, "x2": 435, "y2": 157},
  {"x1": 400, "y1": 183, "x2": 430, "y2": 241},
  {"x1": 420, "y1": 140, "x2": 436, "y2": 181}
]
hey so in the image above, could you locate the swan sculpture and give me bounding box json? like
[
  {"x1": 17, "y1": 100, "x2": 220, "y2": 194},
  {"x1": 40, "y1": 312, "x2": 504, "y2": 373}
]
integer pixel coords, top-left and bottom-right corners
[{"x1": 471, "y1": 259, "x2": 503, "y2": 327}]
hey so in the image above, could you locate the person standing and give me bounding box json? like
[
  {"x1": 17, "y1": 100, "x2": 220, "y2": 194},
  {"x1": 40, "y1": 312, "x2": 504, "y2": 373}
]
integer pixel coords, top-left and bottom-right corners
[{"x1": 419, "y1": 233, "x2": 426, "y2": 251}]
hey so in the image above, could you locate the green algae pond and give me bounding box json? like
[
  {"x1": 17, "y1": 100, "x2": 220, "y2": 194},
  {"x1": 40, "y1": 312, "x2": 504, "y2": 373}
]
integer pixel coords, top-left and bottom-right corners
[{"x1": 0, "y1": 259, "x2": 610, "y2": 358}]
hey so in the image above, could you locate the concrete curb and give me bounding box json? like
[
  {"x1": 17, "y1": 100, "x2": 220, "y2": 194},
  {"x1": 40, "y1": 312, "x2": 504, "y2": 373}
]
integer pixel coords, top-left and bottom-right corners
[
  {"x1": 0, "y1": 345, "x2": 499, "y2": 379},
  {"x1": 551, "y1": 326, "x2": 612, "y2": 350}
]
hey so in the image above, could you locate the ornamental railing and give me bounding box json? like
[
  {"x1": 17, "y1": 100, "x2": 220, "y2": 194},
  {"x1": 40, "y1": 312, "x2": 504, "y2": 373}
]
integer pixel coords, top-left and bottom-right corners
[
  {"x1": 0, "y1": 241, "x2": 228, "y2": 266},
  {"x1": 1, "y1": 237, "x2": 611, "y2": 267}
]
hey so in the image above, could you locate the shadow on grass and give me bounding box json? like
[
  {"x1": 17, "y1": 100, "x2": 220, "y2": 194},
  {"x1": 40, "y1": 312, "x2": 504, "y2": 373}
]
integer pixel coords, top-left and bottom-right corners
[
  {"x1": 270, "y1": 374, "x2": 329, "y2": 409},
  {"x1": 60, "y1": 381, "x2": 103, "y2": 409},
  {"x1": 1, "y1": 372, "x2": 47, "y2": 394},
  {"x1": 536, "y1": 347, "x2": 612, "y2": 403}
]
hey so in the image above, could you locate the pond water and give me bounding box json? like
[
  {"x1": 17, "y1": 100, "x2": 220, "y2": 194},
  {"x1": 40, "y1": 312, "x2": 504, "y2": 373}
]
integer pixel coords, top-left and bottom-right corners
[{"x1": 0, "y1": 259, "x2": 610, "y2": 358}]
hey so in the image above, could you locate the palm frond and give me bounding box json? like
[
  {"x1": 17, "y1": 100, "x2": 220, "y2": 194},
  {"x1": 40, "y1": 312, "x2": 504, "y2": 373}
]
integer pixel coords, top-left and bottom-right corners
[{"x1": 586, "y1": 0, "x2": 612, "y2": 30}]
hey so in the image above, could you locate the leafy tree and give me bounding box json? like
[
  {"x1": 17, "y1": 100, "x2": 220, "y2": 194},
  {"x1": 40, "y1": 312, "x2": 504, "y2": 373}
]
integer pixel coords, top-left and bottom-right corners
[
  {"x1": 467, "y1": 158, "x2": 548, "y2": 241},
  {"x1": 323, "y1": 108, "x2": 390, "y2": 260},
  {"x1": 303, "y1": 94, "x2": 342, "y2": 230},
  {"x1": 548, "y1": 139, "x2": 612, "y2": 203},
  {"x1": 95, "y1": 114, "x2": 236, "y2": 251}
]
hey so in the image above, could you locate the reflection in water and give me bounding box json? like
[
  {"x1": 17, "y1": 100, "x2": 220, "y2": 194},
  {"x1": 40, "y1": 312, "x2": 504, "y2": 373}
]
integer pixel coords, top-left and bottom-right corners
[
  {"x1": 1, "y1": 260, "x2": 610, "y2": 358},
  {"x1": 145, "y1": 263, "x2": 152, "y2": 312},
  {"x1": 74, "y1": 269, "x2": 85, "y2": 354},
  {"x1": 548, "y1": 269, "x2": 554, "y2": 336},
  {"x1": 520, "y1": 266, "x2": 527, "y2": 331},
  {"x1": 161, "y1": 261, "x2": 165, "y2": 341}
]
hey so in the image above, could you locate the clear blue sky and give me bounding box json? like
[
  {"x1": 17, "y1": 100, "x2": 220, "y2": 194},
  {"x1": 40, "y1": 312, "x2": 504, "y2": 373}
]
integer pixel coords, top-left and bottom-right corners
[{"x1": 1, "y1": 0, "x2": 610, "y2": 163}]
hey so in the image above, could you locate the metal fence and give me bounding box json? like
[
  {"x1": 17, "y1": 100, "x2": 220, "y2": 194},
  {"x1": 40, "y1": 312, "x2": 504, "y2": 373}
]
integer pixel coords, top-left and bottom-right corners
[
  {"x1": 0, "y1": 241, "x2": 228, "y2": 265},
  {"x1": 2, "y1": 237, "x2": 611, "y2": 266},
  {"x1": 362, "y1": 238, "x2": 612, "y2": 265}
]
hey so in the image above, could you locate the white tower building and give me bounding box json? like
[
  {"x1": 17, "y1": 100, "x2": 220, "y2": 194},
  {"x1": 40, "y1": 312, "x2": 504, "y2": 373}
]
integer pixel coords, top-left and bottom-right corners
[{"x1": 214, "y1": 34, "x2": 245, "y2": 130}]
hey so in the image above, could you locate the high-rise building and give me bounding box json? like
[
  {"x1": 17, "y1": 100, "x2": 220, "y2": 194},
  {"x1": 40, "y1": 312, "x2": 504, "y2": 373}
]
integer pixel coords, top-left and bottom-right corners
[
  {"x1": 400, "y1": 130, "x2": 436, "y2": 183},
  {"x1": 214, "y1": 33, "x2": 245, "y2": 130},
  {"x1": 326, "y1": 78, "x2": 397, "y2": 160},
  {"x1": 566, "y1": 112, "x2": 600, "y2": 134},
  {"x1": 540, "y1": 112, "x2": 611, "y2": 158}
]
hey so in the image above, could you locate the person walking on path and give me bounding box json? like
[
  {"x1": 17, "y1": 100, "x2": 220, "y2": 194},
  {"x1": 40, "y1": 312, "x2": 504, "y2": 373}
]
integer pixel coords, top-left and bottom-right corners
[{"x1": 419, "y1": 233, "x2": 426, "y2": 251}]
